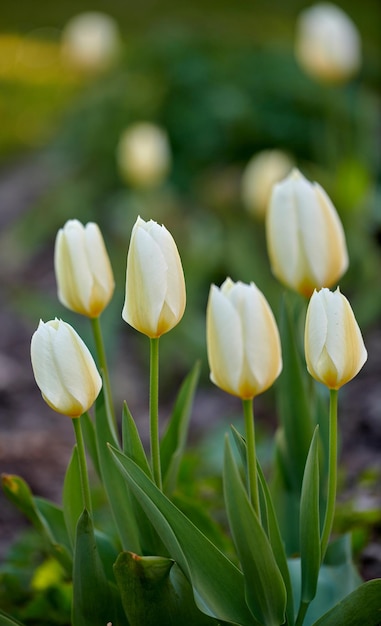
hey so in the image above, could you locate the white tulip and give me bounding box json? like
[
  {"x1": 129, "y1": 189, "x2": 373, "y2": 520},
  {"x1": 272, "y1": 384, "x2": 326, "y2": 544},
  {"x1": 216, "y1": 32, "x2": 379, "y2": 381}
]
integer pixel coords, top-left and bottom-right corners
[
  {"x1": 117, "y1": 123, "x2": 171, "y2": 188},
  {"x1": 304, "y1": 288, "x2": 367, "y2": 389},
  {"x1": 207, "y1": 278, "x2": 282, "y2": 399},
  {"x1": 31, "y1": 319, "x2": 102, "y2": 417}
]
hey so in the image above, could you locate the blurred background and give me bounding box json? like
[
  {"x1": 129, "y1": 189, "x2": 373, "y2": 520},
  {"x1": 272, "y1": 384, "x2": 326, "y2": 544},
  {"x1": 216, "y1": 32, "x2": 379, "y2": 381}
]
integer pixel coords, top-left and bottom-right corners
[{"x1": 0, "y1": 0, "x2": 381, "y2": 600}]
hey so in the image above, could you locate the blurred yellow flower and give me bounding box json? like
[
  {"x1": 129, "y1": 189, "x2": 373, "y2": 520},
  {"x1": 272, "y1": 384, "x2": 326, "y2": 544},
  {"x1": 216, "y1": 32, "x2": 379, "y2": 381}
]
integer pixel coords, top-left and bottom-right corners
[
  {"x1": 122, "y1": 217, "x2": 186, "y2": 338},
  {"x1": 206, "y1": 278, "x2": 282, "y2": 399},
  {"x1": 117, "y1": 123, "x2": 171, "y2": 188},
  {"x1": 55, "y1": 219, "x2": 115, "y2": 318},
  {"x1": 31, "y1": 319, "x2": 102, "y2": 417},
  {"x1": 295, "y1": 2, "x2": 361, "y2": 84},
  {"x1": 241, "y1": 149, "x2": 294, "y2": 219},
  {"x1": 266, "y1": 169, "x2": 348, "y2": 297},
  {"x1": 304, "y1": 287, "x2": 367, "y2": 389}
]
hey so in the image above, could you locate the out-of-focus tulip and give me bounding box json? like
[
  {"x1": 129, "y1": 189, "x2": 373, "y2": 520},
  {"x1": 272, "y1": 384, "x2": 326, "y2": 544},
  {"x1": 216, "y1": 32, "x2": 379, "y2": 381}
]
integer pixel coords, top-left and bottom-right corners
[
  {"x1": 266, "y1": 169, "x2": 348, "y2": 297},
  {"x1": 206, "y1": 278, "x2": 282, "y2": 399},
  {"x1": 31, "y1": 319, "x2": 102, "y2": 417},
  {"x1": 122, "y1": 217, "x2": 186, "y2": 338},
  {"x1": 295, "y1": 3, "x2": 361, "y2": 84},
  {"x1": 55, "y1": 219, "x2": 115, "y2": 318},
  {"x1": 117, "y1": 123, "x2": 171, "y2": 188},
  {"x1": 61, "y1": 12, "x2": 121, "y2": 73},
  {"x1": 241, "y1": 150, "x2": 294, "y2": 219},
  {"x1": 304, "y1": 288, "x2": 367, "y2": 389}
]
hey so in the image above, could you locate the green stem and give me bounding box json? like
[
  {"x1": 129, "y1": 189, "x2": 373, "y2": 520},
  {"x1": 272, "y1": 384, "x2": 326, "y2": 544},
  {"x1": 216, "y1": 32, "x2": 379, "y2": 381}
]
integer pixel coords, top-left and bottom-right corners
[
  {"x1": 320, "y1": 388, "x2": 338, "y2": 561},
  {"x1": 72, "y1": 416, "x2": 92, "y2": 515},
  {"x1": 242, "y1": 398, "x2": 260, "y2": 518},
  {"x1": 295, "y1": 600, "x2": 309, "y2": 626},
  {"x1": 91, "y1": 316, "x2": 117, "y2": 440},
  {"x1": 150, "y1": 337, "x2": 162, "y2": 490}
]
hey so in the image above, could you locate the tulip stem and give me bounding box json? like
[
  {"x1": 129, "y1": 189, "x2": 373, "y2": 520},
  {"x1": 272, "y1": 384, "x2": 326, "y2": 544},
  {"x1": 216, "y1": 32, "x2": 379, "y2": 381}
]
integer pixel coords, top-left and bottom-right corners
[
  {"x1": 242, "y1": 398, "x2": 260, "y2": 518},
  {"x1": 320, "y1": 388, "x2": 338, "y2": 561},
  {"x1": 150, "y1": 337, "x2": 162, "y2": 490},
  {"x1": 72, "y1": 416, "x2": 92, "y2": 515},
  {"x1": 91, "y1": 317, "x2": 117, "y2": 440}
]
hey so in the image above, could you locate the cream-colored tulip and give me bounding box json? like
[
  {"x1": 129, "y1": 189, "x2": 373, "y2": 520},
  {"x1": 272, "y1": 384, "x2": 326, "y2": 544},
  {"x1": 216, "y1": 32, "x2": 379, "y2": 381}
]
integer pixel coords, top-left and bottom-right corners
[
  {"x1": 266, "y1": 169, "x2": 348, "y2": 297},
  {"x1": 31, "y1": 319, "x2": 102, "y2": 417},
  {"x1": 55, "y1": 219, "x2": 115, "y2": 318},
  {"x1": 122, "y1": 217, "x2": 186, "y2": 338},
  {"x1": 206, "y1": 278, "x2": 282, "y2": 399},
  {"x1": 295, "y1": 3, "x2": 361, "y2": 84},
  {"x1": 241, "y1": 149, "x2": 294, "y2": 219},
  {"x1": 61, "y1": 12, "x2": 121, "y2": 73},
  {"x1": 305, "y1": 288, "x2": 367, "y2": 389},
  {"x1": 117, "y1": 123, "x2": 171, "y2": 188}
]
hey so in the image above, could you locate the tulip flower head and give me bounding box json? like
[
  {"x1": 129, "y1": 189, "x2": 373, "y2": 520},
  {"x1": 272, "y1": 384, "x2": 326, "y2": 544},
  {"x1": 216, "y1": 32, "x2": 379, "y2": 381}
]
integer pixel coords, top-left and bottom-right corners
[
  {"x1": 117, "y1": 123, "x2": 171, "y2": 188},
  {"x1": 31, "y1": 319, "x2": 102, "y2": 417},
  {"x1": 122, "y1": 217, "x2": 186, "y2": 338},
  {"x1": 55, "y1": 219, "x2": 115, "y2": 318},
  {"x1": 295, "y1": 2, "x2": 361, "y2": 84},
  {"x1": 304, "y1": 288, "x2": 367, "y2": 390},
  {"x1": 241, "y1": 149, "x2": 294, "y2": 220},
  {"x1": 207, "y1": 278, "x2": 282, "y2": 399},
  {"x1": 266, "y1": 169, "x2": 348, "y2": 297}
]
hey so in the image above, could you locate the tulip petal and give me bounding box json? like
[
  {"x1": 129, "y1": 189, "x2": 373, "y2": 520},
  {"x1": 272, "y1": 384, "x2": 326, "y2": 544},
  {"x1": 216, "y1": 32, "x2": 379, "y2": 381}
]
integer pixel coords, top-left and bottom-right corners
[{"x1": 207, "y1": 285, "x2": 243, "y2": 397}]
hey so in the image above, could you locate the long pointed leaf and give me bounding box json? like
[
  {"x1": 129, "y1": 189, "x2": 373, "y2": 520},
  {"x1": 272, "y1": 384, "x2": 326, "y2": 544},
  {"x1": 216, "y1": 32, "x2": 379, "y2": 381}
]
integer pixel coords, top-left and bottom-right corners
[
  {"x1": 223, "y1": 437, "x2": 286, "y2": 626},
  {"x1": 109, "y1": 445, "x2": 256, "y2": 626},
  {"x1": 161, "y1": 361, "x2": 201, "y2": 494},
  {"x1": 300, "y1": 426, "x2": 320, "y2": 604},
  {"x1": 312, "y1": 579, "x2": 381, "y2": 626}
]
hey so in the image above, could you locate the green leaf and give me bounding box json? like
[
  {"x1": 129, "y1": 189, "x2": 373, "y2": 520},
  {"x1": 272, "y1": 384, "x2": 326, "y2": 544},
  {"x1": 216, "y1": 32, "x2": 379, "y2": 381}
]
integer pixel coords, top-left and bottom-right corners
[
  {"x1": 1, "y1": 474, "x2": 72, "y2": 573},
  {"x1": 114, "y1": 552, "x2": 218, "y2": 625},
  {"x1": 311, "y1": 579, "x2": 381, "y2": 626},
  {"x1": 0, "y1": 611, "x2": 25, "y2": 626},
  {"x1": 230, "y1": 425, "x2": 295, "y2": 625},
  {"x1": 300, "y1": 426, "x2": 321, "y2": 603},
  {"x1": 94, "y1": 390, "x2": 141, "y2": 553},
  {"x1": 122, "y1": 402, "x2": 152, "y2": 478},
  {"x1": 223, "y1": 437, "x2": 286, "y2": 626},
  {"x1": 81, "y1": 411, "x2": 101, "y2": 477},
  {"x1": 161, "y1": 361, "x2": 201, "y2": 494},
  {"x1": 72, "y1": 509, "x2": 127, "y2": 626},
  {"x1": 109, "y1": 445, "x2": 256, "y2": 626},
  {"x1": 62, "y1": 445, "x2": 83, "y2": 549}
]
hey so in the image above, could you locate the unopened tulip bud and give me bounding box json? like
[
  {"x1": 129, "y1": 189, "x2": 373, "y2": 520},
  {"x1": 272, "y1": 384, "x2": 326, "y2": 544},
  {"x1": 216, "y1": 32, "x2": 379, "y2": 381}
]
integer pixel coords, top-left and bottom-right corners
[
  {"x1": 117, "y1": 123, "x2": 171, "y2": 188},
  {"x1": 304, "y1": 288, "x2": 367, "y2": 389},
  {"x1": 31, "y1": 319, "x2": 102, "y2": 417},
  {"x1": 207, "y1": 278, "x2": 282, "y2": 399},
  {"x1": 122, "y1": 217, "x2": 186, "y2": 338},
  {"x1": 55, "y1": 219, "x2": 115, "y2": 318},
  {"x1": 241, "y1": 149, "x2": 294, "y2": 219},
  {"x1": 61, "y1": 12, "x2": 121, "y2": 73},
  {"x1": 295, "y1": 3, "x2": 361, "y2": 84},
  {"x1": 266, "y1": 169, "x2": 348, "y2": 297}
]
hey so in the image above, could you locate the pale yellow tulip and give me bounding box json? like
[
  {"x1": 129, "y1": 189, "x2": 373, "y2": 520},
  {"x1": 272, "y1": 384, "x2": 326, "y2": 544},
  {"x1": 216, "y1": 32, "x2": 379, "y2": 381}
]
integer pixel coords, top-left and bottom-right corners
[
  {"x1": 266, "y1": 169, "x2": 348, "y2": 297},
  {"x1": 122, "y1": 217, "x2": 186, "y2": 337},
  {"x1": 206, "y1": 278, "x2": 282, "y2": 399},
  {"x1": 55, "y1": 219, "x2": 115, "y2": 318},
  {"x1": 31, "y1": 319, "x2": 102, "y2": 417},
  {"x1": 304, "y1": 287, "x2": 367, "y2": 389}
]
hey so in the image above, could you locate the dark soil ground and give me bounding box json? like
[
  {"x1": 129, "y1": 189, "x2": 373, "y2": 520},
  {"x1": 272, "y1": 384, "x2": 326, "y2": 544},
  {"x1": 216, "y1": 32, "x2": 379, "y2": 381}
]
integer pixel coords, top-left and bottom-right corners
[{"x1": 0, "y1": 154, "x2": 380, "y2": 583}]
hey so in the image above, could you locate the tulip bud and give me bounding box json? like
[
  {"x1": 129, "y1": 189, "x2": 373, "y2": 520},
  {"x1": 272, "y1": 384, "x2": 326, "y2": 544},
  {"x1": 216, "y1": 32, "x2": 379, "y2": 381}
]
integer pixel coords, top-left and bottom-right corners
[
  {"x1": 241, "y1": 149, "x2": 294, "y2": 220},
  {"x1": 122, "y1": 217, "x2": 186, "y2": 338},
  {"x1": 206, "y1": 278, "x2": 282, "y2": 399},
  {"x1": 31, "y1": 319, "x2": 102, "y2": 417},
  {"x1": 266, "y1": 169, "x2": 348, "y2": 297},
  {"x1": 295, "y1": 3, "x2": 361, "y2": 84},
  {"x1": 117, "y1": 123, "x2": 171, "y2": 188},
  {"x1": 304, "y1": 288, "x2": 367, "y2": 389},
  {"x1": 61, "y1": 12, "x2": 121, "y2": 73},
  {"x1": 55, "y1": 219, "x2": 115, "y2": 318}
]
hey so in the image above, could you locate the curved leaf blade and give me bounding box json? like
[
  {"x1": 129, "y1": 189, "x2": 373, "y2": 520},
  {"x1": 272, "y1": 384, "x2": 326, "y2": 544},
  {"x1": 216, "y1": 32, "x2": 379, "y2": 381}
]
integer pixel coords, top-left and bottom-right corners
[{"x1": 312, "y1": 579, "x2": 381, "y2": 626}]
